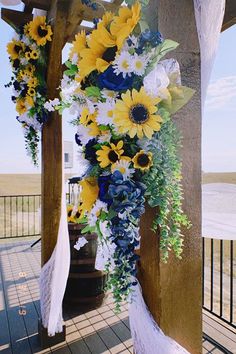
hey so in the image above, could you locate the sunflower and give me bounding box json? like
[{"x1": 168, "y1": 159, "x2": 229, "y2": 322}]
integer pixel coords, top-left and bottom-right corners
[
  {"x1": 69, "y1": 31, "x2": 87, "y2": 63},
  {"x1": 79, "y1": 177, "x2": 99, "y2": 218},
  {"x1": 96, "y1": 140, "x2": 126, "y2": 168},
  {"x1": 16, "y1": 96, "x2": 34, "y2": 115},
  {"x1": 78, "y1": 11, "x2": 131, "y2": 80},
  {"x1": 7, "y1": 39, "x2": 25, "y2": 60},
  {"x1": 25, "y1": 51, "x2": 32, "y2": 61},
  {"x1": 30, "y1": 49, "x2": 39, "y2": 60},
  {"x1": 28, "y1": 77, "x2": 38, "y2": 88},
  {"x1": 27, "y1": 87, "x2": 36, "y2": 97},
  {"x1": 67, "y1": 204, "x2": 80, "y2": 223},
  {"x1": 114, "y1": 87, "x2": 162, "y2": 139},
  {"x1": 100, "y1": 11, "x2": 114, "y2": 27},
  {"x1": 80, "y1": 108, "x2": 100, "y2": 137},
  {"x1": 28, "y1": 16, "x2": 53, "y2": 46},
  {"x1": 132, "y1": 150, "x2": 153, "y2": 171},
  {"x1": 110, "y1": 2, "x2": 141, "y2": 48}
]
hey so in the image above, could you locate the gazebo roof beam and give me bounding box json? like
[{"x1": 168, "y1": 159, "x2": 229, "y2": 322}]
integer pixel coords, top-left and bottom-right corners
[
  {"x1": 1, "y1": 8, "x2": 33, "y2": 30},
  {"x1": 65, "y1": 0, "x2": 123, "y2": 43},
  {"x1": 222, "y1": 0, "x2": 236, "y2": 31},
  {"x1": 21, "y1": 0, "x2": 51, "y2": 11}
]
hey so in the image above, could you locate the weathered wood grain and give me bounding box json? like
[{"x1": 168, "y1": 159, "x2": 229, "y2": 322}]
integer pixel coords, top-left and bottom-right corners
[
  {"x1": 41, "y1": 0, "x2": 69, "y2": 265},
  {"x1": 139, "y1": 1, "x2": 202, "y2": 353}
]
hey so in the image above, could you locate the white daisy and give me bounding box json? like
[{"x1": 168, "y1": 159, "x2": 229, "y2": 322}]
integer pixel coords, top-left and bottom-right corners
[
  {"x1": 44, "y1": 98, "x2": 60, "y2": 112},
  {"x1": 76, "y1": 124, "x2": 92, "y2": 145},
  {"x1": 101, "y1": 89, "x2": 118, "y2": 101},
  {"x1": 21, "y1": 35, "x2": 30, "y2": 46},
  {"x1": 77, "y1": 149, "x2": 91, "y2": 177},
  {"x1": 132, "y1": 53, "x2": 150, "y2": 76},
  {"x1": 20, "y1": 57, "x2": 28, "y2": 66},
  {"x1": 111, "y1": 160, "x2": 134, "y2": 180},
  {"x1": 113, "y1": 51, "x2": 133, "y2": 78},
  {"x1": 88, "y1": 200, "x2": 108, "y2": 227},
  {"x1": 96, "y1": 100, "x2": 115, "y2": 126}
]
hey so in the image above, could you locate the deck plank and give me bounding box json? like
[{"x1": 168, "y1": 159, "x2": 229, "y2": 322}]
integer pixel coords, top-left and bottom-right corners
[
  {"x1": 69, "y1": 338, "x2": 91, "y2": 354},
  {"x1": 203, "y1": 311, "x2": 236, "y2": 353},
  {"x1": 83, "y1": 333, "x2": 108, "y2": 354},
  {"x1": 0, "y1": 239, "x2": 235, "y2": 354}
]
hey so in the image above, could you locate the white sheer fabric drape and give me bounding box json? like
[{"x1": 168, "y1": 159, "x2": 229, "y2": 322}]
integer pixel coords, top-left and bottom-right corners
[
  {"x1": 129, "y1": 282, "x2": 190, "y2": 354},
  {"x1": 193, "y1": 0, "x2": 225, "y2": 105},
  {"x1": 39, "y1": 146, "x2": 70, "y2": 336}
]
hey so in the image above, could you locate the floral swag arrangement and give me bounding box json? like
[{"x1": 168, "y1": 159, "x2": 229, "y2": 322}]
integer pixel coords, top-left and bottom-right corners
[
  {"x1": 6, "y1": 16, "x2": 53, "y2": 165},
  {"x1": 53, "y1": 1, "x2": 194, "y2": 309}
]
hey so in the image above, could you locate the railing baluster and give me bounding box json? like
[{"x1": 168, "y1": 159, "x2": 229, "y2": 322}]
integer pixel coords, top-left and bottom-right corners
[
  {"x1": 4, "y1": 196, "x2": 6, "y2": 238},
  {"x1": 202, "y1": 237, "x2": 205, "y2": 306},
  {"x1": 230, "y1": 240, "x2": 233, "y2": 324},
  {"x1": 210, "y1": 238, "x2": 214, "y2": 312},
  {"x1": 220, "y1": 239, "x2": 223, "y2": 318}
]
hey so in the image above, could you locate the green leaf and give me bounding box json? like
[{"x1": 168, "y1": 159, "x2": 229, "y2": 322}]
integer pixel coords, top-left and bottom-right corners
[
  {"x1": 99, "y1": 124, "x2": 109, "y2": 131},
  {"x1": 65, "y1": 60, "x2": 72, "y2": 69},
  {"x1": 85, "y1": 86, "x2": 101, "y2": 98},
  {"x1": 81, "y1": 225, "x2": 93, "y2": 234},
  {"x1": 145, "y1": 39, "x2": 179, "y2": 75},
  {"x1": 161, "y1": 86, "x2": 195, "y2": 114}
]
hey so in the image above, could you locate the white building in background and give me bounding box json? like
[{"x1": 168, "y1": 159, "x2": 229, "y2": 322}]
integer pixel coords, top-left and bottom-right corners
[{"x1": 64, "y1": 141, "x2": 73, "y2": 169}]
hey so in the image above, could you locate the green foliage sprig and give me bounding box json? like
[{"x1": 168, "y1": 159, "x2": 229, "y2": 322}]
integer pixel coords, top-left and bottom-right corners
[{"x1": 144, "y1": 108, "x2": 191, "y2": 261}]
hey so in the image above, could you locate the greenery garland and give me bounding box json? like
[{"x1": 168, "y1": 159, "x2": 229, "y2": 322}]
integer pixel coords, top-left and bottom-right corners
[{"x1": 6, "y1": 16, "x2": 53, "y2": 165}]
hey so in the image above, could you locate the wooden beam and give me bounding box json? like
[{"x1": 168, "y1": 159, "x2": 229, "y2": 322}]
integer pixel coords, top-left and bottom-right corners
[
  {"x1": 222, "y1": 0, "x2": 236, "y2": 31},
  {"x1": 138, "y1": 1, "x2": 202, "y2": 353},
  {"x1": 1, "y1": 8, "x2": 33, "y2": 30},
  {"x1": 41, "y1": 0, "x2": 70, "y2": 265},
  {"x1": 65, "y1": 0, "x2": 123, "y2": 43},
  {"x1": 64, "y1": 0, "x2": 84, "y2": 44},
  {"x1": 21, "y1": 0, "x2": 51, "y2": 11}
]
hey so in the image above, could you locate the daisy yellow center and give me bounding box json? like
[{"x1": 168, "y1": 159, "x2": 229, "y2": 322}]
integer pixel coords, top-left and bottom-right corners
[
  {"x1": 137, "y1": 154, "x2": 150, "y2": 167},
  {"x1": 121, "y1": 60, "x2": 129, "y2": 69},
  {"x1": 135, "y1": 61, "x2": 143, "y2": 69},
  {"x1": 108, "y1": 150, "x2": 119, "y2": 163},
  {"x1": 107, "y1": 110, "x2": 113, "y2": 118},
  {"x1": 119, "y1": 167, "x2": 126, "y2": 174},
  {"x1": 102, "y1": 45, "x2": 117, "y2": 62},
  {"x1": 37, "y1": 26, "x2": 48, "y2": 38},
  {"x1": 130, "y1": 104, "x2": 149, "y2": 124}
]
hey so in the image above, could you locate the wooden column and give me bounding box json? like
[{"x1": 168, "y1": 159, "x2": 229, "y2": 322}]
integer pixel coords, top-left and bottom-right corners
[
  {"x1": 41, "y1": 0, "x2": 69, "y2": 265},
  {"x1": 138, "y1": 1, "x2": 202, "y2": 353}
]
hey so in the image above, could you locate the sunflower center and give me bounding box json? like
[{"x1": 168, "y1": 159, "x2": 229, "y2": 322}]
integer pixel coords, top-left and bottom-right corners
[
  {"x1": 137, "y1": 154, "x2": 149, "y2": 167},
  {"x1": 130, "y1": 104, "x2": 149, "y2": 124},
  {"x1": 108, "y1": 150, "x2": 119, "y2": 163},
  {"x1": 37, "y1": 26, "x2": 48, "y2": 38},
  {"x1": 14, "y1": 45, "x2": 22, "y2": 54},
  {"x1": 102, "y1": 46, "x2": 117, "y2": 63}
]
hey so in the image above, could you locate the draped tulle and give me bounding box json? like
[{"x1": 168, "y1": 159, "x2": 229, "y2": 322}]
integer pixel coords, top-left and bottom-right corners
[{"x1": 193, "y1": 0, "x2": 225, "y2": 106}]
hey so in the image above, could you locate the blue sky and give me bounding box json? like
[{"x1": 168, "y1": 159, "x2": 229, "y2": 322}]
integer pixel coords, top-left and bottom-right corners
[{"x1": 0, "y1": 4, "x2": 235, "y2": 173}]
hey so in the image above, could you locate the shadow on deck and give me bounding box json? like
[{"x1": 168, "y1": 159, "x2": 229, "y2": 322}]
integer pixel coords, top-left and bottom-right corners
[{"x1": 0, "y1": 238, "x2": 235, "y2": 354}]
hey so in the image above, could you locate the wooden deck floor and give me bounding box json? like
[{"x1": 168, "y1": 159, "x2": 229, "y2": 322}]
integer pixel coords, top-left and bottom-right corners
[{"x1": 0, "y1": 238, "x2": 235, "y2": 354}]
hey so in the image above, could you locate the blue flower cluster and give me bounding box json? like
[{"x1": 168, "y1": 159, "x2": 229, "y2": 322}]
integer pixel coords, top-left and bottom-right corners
[
  {"x1": 107, "y1": 171, "x2": 146, "y2": 294},
  {"x1": 137, "y1": 29, "x2": 164, "y2": 54}
]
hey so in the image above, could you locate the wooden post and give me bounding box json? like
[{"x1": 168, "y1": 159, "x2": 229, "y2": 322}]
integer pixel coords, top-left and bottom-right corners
[
  {"x1": 41, "y1": 0, "x2": 69, "y2": 266},
  {"x1": 39, "y1": 0, "x2": 70, "y2": 347},
  {"x1": 138, "y1": 1, "x2": 202, "y2": 353}
]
